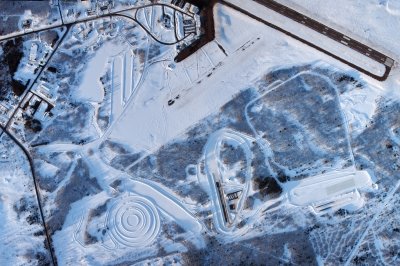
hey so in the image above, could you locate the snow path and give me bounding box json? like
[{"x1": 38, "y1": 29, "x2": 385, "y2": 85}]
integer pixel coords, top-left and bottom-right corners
[
  {"x1": 244, "y1": 70, "x2": 355, "y2": 170},
  {"x1": 125, "y1": 179, "x2": 204, "y2": 238},
  {"x1": 344, "y1": 180, "x2": 400, "y2": 265},
  {"x1": 203, "y1": 128, "x2": 254, "y2": 236}
]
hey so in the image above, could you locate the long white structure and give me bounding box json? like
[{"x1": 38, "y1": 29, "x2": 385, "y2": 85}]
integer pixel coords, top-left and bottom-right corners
[{"x1": 288, "y1": 168, "x2": 373, "y2": 214}]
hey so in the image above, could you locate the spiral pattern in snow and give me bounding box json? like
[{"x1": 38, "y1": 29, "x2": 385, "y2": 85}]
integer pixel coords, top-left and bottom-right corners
[{"x1": 107, "y1": 196, "x2": 160, "y2": 247}]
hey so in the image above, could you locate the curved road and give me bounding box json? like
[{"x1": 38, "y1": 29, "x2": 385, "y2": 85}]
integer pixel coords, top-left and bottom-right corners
[{"x1": 0, "y1": 3, "x2": 195, "y2": 265}]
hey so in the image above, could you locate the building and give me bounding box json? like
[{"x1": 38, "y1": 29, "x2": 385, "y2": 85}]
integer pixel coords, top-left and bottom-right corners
[
  {"x1": 171, "y1": 0, "x2": 186, "y2": 9},
  {"x1": 183, "y1": 19, "x2": 196, "y2": 35},
  {"x1": 29, "y1": 43, "x2": 38, "y2": 62}
]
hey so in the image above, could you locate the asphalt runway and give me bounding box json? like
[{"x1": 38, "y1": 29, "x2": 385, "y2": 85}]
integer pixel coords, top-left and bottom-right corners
[{"x1": 253, "y1": 0, "x2": 394, "y2": 80}]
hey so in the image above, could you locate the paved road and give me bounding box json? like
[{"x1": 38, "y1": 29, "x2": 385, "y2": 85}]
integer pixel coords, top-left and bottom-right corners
[
  {"x1": 0, "y1": 3, "x2": 189, "y2": 44},
  {"x1": 0, "y1": 4, "x2": 193, "y2": 265},
  {"x1": 2, "y1": 26, "x2": 70, "y2": 133},
  {"x1": 253, "y1": 0, "x2": 394, "y2": 80},
  {"x1": 0, "y1": 125, "x2": 57, "y2": 266}
]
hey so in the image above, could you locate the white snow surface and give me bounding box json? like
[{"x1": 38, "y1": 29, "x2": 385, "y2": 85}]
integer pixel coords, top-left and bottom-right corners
[
  {"x1": 276, "y1": 0, "x2": 400, "y2": 60},
  {"x1": 50, "y1": 150, "x2": 204, "y2": 265},
  {"x1": 0, "y1": 137, "x2": 48, "y2": 265},
  {"x1": 340, "y1": 83, "x2": 384, "y2": 137},
  {"x1": 229, "y1": 0, "x2": 387, "y2": 77},
  {"x1": 287, "y1": 168, "x2": 372, "y2": 206},
  {"x1": 2, "y1": 0, "x2": 400, "y2": 264},
  {"x1": 76, "y1": 42, "x2": 127, "y2": 103},
  {"x1": 108, "y1": 2, "x2": 363, "y2": 153}
]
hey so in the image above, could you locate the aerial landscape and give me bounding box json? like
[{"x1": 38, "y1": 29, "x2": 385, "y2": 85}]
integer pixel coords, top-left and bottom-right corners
[{"x1": 0, "y1": 0, "x2": 400, "y2": 265}]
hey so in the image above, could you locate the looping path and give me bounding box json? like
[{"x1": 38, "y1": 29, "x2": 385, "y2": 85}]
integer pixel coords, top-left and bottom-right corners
[{"x1": 106, "y1": 196, "x2": 160, "y2": 248}]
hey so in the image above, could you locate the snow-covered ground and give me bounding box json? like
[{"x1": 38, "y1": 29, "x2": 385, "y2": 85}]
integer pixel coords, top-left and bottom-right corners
[
  {"x1": 229, "y1": 0, "x2": 387, "y2": 77},
  {"x1": 271, "y1": 0, "x2": 400, "y2": 107},
  {"x1": 108, "y1": 2, "x2": 363, "y2": 154},
  {"x1": 287, "y1": 168, "x2": 372, "y2": 208},
  {"x1": 0, "y1": 134, "x2": 50, "y2": 265},
  {"x1": 1, "y1": 0, "x2": 400, "y2": 264},
  {"x1": 76, "y1": 42, "x2": 127, "y2": 103},
  {"x1": 276, "y1": 0, "x2": 400, "y2": 60}
]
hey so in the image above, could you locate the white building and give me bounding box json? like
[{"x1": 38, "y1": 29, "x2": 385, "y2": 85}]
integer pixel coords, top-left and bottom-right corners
[
  {"x1": 288, "y1": 168, "x2": 373, "y2": 214},
  {"x1": 29, "y1": 43, "x2": 38, "y2": 62}
]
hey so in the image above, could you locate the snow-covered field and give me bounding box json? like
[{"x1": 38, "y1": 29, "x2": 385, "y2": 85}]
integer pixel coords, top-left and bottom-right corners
[
  {"x1": 229, "y1": 0, "x2": 387, "y2": 77},
  {"x1": 1, "y1": 0, "x2": 400, "y2": 264},
  {"x1": 277, "y1": 0, "x2": 400, "y2": 60},
  {"x1": 0, "y1": 134, "x2": 50, "y2": 265},
  {"x1": 108, "y1": 2, "x2": 368, "y2": 154}
]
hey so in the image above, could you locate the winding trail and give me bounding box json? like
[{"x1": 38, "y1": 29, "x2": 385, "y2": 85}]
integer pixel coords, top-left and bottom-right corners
[
  {"x1": 0, "y1": 4, "x2": 197, "y2": 265},
  {"x1": 244, "y1": 71, "x2": 356, "y2": 170},
  {"x1": 127, "y1": 179, "x2": 204, "y2": 237}
]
